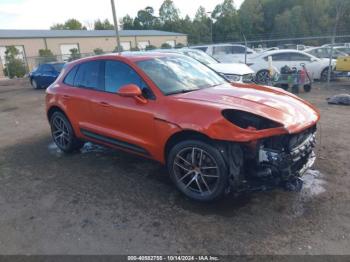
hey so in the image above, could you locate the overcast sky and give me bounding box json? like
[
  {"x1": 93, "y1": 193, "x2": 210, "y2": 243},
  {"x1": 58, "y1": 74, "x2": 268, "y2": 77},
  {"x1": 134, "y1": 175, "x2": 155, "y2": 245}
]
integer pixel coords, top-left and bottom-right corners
[{"x1": 0, "y1": 0, "x2": 244, "y2": 30}]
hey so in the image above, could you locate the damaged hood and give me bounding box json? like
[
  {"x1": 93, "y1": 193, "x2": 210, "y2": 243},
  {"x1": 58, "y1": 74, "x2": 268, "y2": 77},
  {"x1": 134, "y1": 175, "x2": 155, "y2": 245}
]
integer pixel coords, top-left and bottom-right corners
[{"x1": 175, "y1": 83, "x2": 320, "y2": 133}]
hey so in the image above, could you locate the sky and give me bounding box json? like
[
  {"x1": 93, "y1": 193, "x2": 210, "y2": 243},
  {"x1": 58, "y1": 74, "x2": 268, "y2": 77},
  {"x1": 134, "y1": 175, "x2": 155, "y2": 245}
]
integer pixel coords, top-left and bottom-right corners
[{"x1": 0, "y1": 0, "x2": 244, "y2": 30}]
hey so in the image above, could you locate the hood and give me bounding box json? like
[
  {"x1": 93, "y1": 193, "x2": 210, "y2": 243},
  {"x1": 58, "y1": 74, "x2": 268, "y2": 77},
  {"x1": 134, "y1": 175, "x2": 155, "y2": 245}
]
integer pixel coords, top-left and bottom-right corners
[
  {"x1": 174, "y1": 83, "x2": 319, "y2": 133},
  {"x1": 208, "y1": 63, "x2": 254, "y2": 75}
]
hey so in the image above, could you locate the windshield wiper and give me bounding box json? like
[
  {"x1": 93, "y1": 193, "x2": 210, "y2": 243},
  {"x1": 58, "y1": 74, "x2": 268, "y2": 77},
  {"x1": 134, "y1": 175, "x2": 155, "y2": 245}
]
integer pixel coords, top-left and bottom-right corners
[{"x1": 166, "y1": 89, "x2": 200, "y2": 95}]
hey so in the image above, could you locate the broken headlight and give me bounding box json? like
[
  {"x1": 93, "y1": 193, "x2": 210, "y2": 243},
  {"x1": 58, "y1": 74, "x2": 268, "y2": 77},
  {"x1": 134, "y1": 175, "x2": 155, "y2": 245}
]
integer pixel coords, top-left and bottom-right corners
[{"x1": 222, "y1": 109, "x2": 283, "y2": 130}]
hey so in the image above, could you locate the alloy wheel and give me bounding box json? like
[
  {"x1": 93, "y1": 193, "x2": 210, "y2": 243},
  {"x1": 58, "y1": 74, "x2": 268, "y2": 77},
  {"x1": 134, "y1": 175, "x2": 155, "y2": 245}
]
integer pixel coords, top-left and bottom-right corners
[
  {"x1": 173, "y1": 147, "x2": 220, "y2": 196},
  {"x1": 256, "y1": 70, "x2": 270, "y2": 84},
  {"x1": 52, "y1": 115, "x2": 71, "y2": 150}
]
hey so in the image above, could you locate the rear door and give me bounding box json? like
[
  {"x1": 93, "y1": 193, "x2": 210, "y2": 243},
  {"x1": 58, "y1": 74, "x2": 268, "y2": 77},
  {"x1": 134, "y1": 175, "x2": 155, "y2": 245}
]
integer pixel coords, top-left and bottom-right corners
[{"x1": 59, "y1": 61, "x2": 104, "y2": 134}]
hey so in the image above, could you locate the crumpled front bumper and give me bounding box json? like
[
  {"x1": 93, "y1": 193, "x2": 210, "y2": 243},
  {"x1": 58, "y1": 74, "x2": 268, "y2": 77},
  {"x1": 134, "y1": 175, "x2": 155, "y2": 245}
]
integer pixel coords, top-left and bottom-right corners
[{"x1": 257, "y1": 129, "x2": 317, "y2": 180}]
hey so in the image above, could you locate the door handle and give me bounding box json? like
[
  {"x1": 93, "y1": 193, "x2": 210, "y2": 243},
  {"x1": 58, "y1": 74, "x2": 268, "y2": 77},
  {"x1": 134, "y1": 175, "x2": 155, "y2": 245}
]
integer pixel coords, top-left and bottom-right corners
[
  {"x1": 62, "y1": 95, "x2": 71, "y2": 100},
  {"x1": 99, "y1": 101, "x2": 111, "y2": 107}
]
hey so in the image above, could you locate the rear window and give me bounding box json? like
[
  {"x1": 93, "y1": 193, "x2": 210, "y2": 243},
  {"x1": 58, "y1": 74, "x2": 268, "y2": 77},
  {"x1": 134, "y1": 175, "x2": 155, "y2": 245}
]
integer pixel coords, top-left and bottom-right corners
[
  {"x1": 52, "y1": 63, "x2": 65, "y2": 72},
  {"x1": 74, "y1": 61, "x2": 103, "y2": 90},
  {"x1": 63, "y1": 65, "x2": 78, "y2": 86},
  {"x1": 192, "y1": 47, "x2": 208, "y2": 52}
]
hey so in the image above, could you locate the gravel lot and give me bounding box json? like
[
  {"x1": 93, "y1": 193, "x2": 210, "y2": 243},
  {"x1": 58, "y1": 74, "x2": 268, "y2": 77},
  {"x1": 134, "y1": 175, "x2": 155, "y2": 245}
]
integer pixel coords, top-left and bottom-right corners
[{"x1": 0, "y1": 79, "x2": 349, "y2": 255}]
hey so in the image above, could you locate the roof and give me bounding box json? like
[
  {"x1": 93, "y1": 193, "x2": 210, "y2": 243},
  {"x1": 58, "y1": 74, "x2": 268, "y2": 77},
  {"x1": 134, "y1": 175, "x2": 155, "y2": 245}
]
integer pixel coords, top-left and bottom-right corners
[{"x1": 0, "y1": 29, "x2": 186, "y2": 39}]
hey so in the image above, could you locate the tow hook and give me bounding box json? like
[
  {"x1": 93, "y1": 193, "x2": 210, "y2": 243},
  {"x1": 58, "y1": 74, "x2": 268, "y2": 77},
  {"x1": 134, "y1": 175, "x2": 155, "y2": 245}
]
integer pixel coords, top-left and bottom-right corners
[{"x1": 284, "y1": 177, "x2": 303, "y2": 192}]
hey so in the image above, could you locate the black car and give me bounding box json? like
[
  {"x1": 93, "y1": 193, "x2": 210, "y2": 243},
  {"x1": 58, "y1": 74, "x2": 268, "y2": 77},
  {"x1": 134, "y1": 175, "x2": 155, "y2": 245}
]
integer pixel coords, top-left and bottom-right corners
[{"x1": 29, "y1": 62, "x2": 65, "y2": 89}]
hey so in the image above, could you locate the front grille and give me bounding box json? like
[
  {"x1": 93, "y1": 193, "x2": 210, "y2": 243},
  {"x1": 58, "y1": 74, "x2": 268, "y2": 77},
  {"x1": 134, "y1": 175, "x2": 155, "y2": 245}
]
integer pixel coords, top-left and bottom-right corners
[{"x1": 263, "y1": 125, "x2": 316, "y2": 152}]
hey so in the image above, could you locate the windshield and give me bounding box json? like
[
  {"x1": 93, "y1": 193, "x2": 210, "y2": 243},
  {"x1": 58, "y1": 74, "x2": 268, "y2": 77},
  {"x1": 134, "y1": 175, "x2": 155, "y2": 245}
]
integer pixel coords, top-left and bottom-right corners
[
  {"x1": 137, "y1": 56, "x2": 226, "y2": 95},
  {"x1": 183, "y1": 50, "x2": 218, "y2": 65},
  {"x1": 52, "y1": 63, "x2": 65, "y2": 72}
]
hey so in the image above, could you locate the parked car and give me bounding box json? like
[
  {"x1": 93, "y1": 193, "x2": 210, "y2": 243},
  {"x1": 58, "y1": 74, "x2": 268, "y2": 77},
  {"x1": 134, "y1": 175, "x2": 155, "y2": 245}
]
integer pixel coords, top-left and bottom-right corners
[
  {"x1": 190, "y1": 44, "x2": 256, "y2": 63},
  {"x1": 305, "y1": 47, "x2": 348, "y2": 59},
  {"x1": 248, "y1": 50, "x2": 336, "y2": 82},
  {"x1": 46, "y1": 53, "x2": 320, "y2": 201},
  {"x1": 151, "y1": 48, "x2": 255, "y2": 83},
  {"x1": 29, "y1": 62, "x2": 65, "y2": 89}
]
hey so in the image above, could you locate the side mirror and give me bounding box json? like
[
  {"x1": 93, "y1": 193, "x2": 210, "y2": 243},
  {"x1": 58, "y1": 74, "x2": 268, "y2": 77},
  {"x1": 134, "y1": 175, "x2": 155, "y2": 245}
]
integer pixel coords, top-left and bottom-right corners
[{"x1": 117, "y1": 84, "x2": 147, "y2": 104}]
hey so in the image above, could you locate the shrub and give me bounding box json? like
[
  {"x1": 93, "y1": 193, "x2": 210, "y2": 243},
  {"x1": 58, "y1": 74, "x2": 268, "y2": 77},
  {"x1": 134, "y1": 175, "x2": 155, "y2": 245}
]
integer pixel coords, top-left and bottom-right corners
[
  {"x1": 3, "y1": 46, "x2": 26, "y2": 79},
  {"x1": 161, "y1": 43, "x2": 172, "y2": 49},
  {"x1": 38, "y1": 49, "x2": 57, "y2": 63},
  {"x1": 93, "y1": 48, "x2": 104, "y2": 55},
  {"x1": 68, "y1": 48, "x2": 81, "y2": 61},
  {"x1": 145, "y1": 45, "x2": 157, "y2": 50},
  {"x1": 175, "y1": 43, "x2": 185, "y2": 48}
]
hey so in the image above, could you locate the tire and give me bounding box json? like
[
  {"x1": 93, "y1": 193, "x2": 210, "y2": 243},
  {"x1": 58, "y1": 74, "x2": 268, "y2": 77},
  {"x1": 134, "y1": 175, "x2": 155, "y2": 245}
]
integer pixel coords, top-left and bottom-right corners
[
  {"x1": 31, "y1": 79, "x2": 39, "y2": 89},
  {"x1": 255, "y1": 69, "x2": 270, "y2": 85},
  {"x1": 167, "y1": 140, "x2": 229, "y2": 202},
  {"x1": 49, "y1": 111, "x2": 84, "y2": 153},
  {"x1": 320, "y1": 67, "x2": 333, "y2": 82},
  {"x1": 303, "y1": 84, "x2": 311, "y2": 92}
]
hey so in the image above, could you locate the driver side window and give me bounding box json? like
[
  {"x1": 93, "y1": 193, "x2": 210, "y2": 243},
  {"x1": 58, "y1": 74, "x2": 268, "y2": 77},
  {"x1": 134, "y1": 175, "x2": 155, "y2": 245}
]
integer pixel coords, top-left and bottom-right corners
[{"x1": 104, "y1": 60, "x2": 155, "y2": 99}]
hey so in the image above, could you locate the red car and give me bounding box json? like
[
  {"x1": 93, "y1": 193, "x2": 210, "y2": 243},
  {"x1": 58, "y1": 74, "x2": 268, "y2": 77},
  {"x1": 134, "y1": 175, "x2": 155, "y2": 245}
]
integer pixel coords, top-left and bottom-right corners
[{"x1": 46, "y1": 53, "x2": 320, "y2": 201}]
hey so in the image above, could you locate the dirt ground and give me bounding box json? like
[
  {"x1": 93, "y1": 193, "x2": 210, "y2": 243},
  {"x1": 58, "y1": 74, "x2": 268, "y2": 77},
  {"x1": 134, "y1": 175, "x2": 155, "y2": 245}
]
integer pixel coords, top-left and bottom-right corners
[{"x1": 0, "y1": 78, "x2": 349, "y2": 255}]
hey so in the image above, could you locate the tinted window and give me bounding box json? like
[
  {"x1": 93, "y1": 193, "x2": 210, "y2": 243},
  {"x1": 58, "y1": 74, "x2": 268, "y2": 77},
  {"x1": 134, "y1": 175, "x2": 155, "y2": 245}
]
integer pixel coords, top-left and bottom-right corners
[
  {"x1": 270, "y1": 53, "x2": 290, "y2": 61},
  {"x1": 290, "y1": 53, "x2": 311, "y2": 61},
  {"x1": 52, "y1": 63, "x2": 64, "y2": 72},
  {"x1": 232, "y1": 46, "x2": 246, "y2": 53},
  {"x1": 74, "y1": 61, "x2": 103, "y2": 90},
  {"x1": 41, "y1": 64, "x2": 53, "y2": 72},
  {"x1": 192, "y1": 47, "x2": 208, "y2": 52},
  {"x1": 104, "y1": 61, "x2": 144, "y2": 93},
  {"x1": 63, "y1": 65, "x2": 78, "y2": 86}
]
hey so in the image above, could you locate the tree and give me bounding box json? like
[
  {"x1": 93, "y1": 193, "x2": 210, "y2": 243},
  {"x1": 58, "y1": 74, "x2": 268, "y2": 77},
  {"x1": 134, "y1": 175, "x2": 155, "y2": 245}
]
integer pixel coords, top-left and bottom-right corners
[
  {"x1": 136, "y1": 6, "x2": 160, "y2": 29},
  {"x1": 212, "y1": 0, "x2": 240, "y2": 42},
  {"x1": 239, "y1": 0, "x2": 264, "y2": 38},
  {"x1": 159, "y1": 0, "x2": 180, "y2": 23},
  {"x1": 94, "y1": 19, "x2": 114, "y2": 30},
  {"x1": 3, "y1": 46, "x2": 26, "y2": 78},
  {"x1": 193, "y1": 6, "x2": 212, "y2": 43},
  {"x1": 121, "y1": 15, "x2": 135, "y2": 29},
  {"x1": 51, "y1": 19, "x2": 87, "y2": 30}
]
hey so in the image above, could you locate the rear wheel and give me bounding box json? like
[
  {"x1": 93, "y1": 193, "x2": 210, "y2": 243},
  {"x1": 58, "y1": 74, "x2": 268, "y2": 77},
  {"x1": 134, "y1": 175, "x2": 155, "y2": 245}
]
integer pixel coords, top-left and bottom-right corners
[
  {"x1": 320, "y1": 67, "x2": 334, "y2": 82},
  {"x1": 167, "y1": 140, "x2": 228, "y2": 201},
  {"x1": 31, "y1": 79, "x2": 39, "y2": 89},
  {"x1": 50, "y1": 111, "x2": 84, "y2": 153}
]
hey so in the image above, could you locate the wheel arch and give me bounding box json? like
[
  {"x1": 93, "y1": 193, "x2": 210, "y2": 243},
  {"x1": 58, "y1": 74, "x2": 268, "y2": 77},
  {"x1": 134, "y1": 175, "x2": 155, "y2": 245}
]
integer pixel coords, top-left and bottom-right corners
[
  {"x1": 47, "y1": 105, "x2": 68, "y2": 121},
  {"x1": 164, "y1": 130, "x2": 212, "y2": 163}
]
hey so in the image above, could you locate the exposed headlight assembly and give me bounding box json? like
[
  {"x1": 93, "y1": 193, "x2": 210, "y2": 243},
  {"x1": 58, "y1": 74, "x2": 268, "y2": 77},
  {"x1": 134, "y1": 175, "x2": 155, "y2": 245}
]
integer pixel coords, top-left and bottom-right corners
[
  {"x1": 224, "y1": 74, "x2": 242, "y2": 82},
  {"x1": 222, "y1": 109, "x2": 283, "y2": 130}
]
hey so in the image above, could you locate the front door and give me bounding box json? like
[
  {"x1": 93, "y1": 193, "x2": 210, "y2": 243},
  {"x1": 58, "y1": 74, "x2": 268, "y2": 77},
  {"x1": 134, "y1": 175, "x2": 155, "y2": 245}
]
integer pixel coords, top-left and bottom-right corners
[{"x1": 88, "y1": 60, "x2": 157, "y2": 156}]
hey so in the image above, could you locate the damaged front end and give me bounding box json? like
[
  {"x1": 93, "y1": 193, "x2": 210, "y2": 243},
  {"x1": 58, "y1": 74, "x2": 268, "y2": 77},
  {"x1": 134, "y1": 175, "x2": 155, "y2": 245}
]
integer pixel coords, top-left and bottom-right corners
[
  {"x1": 252, "y1": 125, "x2": 317, "y2": 191},
  {"x1": 223, "y1": 125, "x2": 317, "y2": 193}
]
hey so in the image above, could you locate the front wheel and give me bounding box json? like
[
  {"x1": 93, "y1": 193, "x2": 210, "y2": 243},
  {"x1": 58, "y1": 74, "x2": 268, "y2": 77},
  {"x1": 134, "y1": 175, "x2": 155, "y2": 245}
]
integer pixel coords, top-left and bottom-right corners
[
  {"x1": 50, "y1": 111, "x2": 84, "y2": 153},
  {"x1": 255, "y1": 69, "x2": 271, "y2": 85},
  {"x1": 167, "y1": 140, "x2": 229, "y2": 202},
  {"x1": 320, "y1": 67, "x2": 334, "y2": 82}
]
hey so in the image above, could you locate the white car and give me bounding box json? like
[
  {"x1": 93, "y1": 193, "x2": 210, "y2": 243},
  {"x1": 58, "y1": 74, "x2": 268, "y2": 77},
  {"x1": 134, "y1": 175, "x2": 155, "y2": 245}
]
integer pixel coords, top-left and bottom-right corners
[
  {"x1": 190, "y1": 44, "x2": 256, "y2": 63},
  {"x1": 152, "y1": 48, "x2": 255, "y2": 83},
  {"x1": 305, "y1": 47, "x2": 348, "y2": 59},
  {"x1": 248, "y1": 49, "x2": 336, "y2": 82}
]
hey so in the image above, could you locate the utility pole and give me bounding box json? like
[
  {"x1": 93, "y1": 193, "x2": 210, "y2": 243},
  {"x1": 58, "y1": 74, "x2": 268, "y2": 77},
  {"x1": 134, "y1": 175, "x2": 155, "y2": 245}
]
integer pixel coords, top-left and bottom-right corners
[{"x1": 111, "y1": 0, "x2": 121, "y2": 52}]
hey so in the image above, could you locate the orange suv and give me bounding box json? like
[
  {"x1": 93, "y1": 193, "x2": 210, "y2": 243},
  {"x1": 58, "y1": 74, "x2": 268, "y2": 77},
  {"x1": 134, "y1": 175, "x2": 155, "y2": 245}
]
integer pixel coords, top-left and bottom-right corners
[{"x1": 46, "y1": 53, "x2": 320, "y2": 201}]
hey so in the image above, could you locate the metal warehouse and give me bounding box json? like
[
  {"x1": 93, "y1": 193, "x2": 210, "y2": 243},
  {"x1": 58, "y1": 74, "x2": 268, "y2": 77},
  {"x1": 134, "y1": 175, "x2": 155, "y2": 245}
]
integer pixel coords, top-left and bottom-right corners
[{"x1": 0, "y1": 29, "x2": 187, "y2": 76}]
